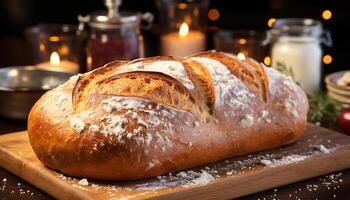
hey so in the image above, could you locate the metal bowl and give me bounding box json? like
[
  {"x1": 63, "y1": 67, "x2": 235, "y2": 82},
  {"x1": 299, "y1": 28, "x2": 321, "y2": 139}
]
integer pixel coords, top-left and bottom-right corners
[{"x1": 0, "y1": 66, "x2": 73, "y2": 120}]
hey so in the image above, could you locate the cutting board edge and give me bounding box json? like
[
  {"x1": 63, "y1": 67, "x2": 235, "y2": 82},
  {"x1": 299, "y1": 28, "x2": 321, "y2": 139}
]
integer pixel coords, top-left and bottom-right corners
[
  {"x1": 148, "y1": 146, "x2": 350, "y2": 200},
  {"x1": 1, "y1": 128, "x2": 350, "y2": 200},
  {"x1": 0, "y1": 132, "x2": 95, "y2": 200}
]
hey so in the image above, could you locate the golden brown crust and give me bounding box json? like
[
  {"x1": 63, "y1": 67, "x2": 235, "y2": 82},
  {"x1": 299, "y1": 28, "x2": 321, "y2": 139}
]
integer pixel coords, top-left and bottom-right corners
[
  {"x1": 72, "y1": 61, "x2": 129, "y2": 111},
  {"x1": 96, "y1": 71, "x2": 202, "y2": 116},
  {"x1": 28, "y1": 51, "x2": 308, "y2": 180}
]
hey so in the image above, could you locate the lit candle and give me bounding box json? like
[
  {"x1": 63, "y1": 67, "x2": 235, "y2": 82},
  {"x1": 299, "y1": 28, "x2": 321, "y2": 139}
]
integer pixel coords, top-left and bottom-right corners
[
  {"x1": 237, "y1": 52, "x2": 246, "y2": 60},
  {"x1": 161, "y1": 23, "x2": 205, "y2": 57},
  {"x1": 37, "y1": 52, "x2": 79, "y2": 73}
]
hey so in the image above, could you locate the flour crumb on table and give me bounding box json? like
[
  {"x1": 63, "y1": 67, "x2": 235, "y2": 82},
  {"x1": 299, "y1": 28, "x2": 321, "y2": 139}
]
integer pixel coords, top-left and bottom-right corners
[
  {"x1": 259, "y1": 154, "x2": 308, "y2": 166},
  {"x1": 176, "y1": 171, "x2": 188, "y2": 178},
  {"x1": 260, "y1": 159, "x2": 273, "y2": 166},
  {"x1": 316, "y1": 144, "x2": 330, "y2": 154},
  {"x1": 191, "y1": 171, "x2": 214, "y2": 184}
]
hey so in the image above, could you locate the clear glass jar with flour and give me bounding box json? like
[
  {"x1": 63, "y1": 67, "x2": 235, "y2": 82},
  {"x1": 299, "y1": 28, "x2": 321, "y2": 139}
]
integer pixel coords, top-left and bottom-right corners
[{"x1": 269, "y1": 18, "x2": 332, "y2": 93}]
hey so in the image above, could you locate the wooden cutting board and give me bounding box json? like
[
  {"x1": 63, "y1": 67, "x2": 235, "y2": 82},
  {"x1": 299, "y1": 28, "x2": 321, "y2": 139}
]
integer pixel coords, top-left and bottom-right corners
[{"x1": 1, "y1": 125, "x2": 350, "y2": 200}]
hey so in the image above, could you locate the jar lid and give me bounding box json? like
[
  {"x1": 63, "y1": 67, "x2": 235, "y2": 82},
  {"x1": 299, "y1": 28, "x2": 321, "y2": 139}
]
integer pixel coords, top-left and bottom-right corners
[
  {"x1": 272, "y1": 18, "x2": 323, "y2": 37},
  {"x1": 89, "y1": 11, "x2": 141, "y2": 29}
]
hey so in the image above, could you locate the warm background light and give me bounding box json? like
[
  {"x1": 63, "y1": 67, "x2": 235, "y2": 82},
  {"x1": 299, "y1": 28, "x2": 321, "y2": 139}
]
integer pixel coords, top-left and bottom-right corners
[
  {"x1": 59, "y1": 45, "x2": 69, "y2": 55},
  {"x1": 323, "y1": 54, "x2": 332, "y2": 64},
  {"x1": 87, "y1": 56, "x2": 92, "y2": 67},
  {"x1": 322, "y1": 10, "x2": 332, "y2": 20},
  {"x1": 238, "y1": 38, "x2": 247, "y2": 45},
  {"x1": 237, "y1": 52, "x2": 245, "y2": 60},
  {"x1": 179, "y1": 23, "x2": 189, "y2": 37},
  {"x1": 267, "y1": 18, "x2": 276, "y2": 27},
  {"x1": 178, "y1": 3, "x2": 187, "y2": 9},
  {"x1": 39, "y1": 43, "x2": 45, "y2": 52},
  {"x1": 264, "y1": 56, "x2": 271, "y2": 66},
  {"x1": 208, "y1": 8, "x2": 220, "y2": 21},
  {"x1": 50, "y1": 52, "x2": 60, "y2": 66},
  {"x1": 49, "y1": 36, "x2": 60, "y2": 42}
]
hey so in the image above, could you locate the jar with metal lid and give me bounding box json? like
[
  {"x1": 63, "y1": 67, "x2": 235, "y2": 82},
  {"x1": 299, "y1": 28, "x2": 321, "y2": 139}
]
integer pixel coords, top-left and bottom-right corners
[
  {"x1": 269, "y1": 18, "x2": 332, "y2": 93},
  {"x1": 79, "y1": 0, "x2": 153, "y2": 71}
]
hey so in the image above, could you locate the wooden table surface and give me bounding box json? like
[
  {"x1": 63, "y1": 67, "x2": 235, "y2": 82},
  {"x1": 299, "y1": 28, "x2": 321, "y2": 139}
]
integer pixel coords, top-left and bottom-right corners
[{"x1": 1, "y1": 117, "x2": 350, "y2": 200}]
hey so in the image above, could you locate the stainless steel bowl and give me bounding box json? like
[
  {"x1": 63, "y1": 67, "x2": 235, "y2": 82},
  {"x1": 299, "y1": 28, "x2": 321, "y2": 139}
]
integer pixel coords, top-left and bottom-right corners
[{"x1": 0, "y1": 66, "x2": 73, "y2": 120}]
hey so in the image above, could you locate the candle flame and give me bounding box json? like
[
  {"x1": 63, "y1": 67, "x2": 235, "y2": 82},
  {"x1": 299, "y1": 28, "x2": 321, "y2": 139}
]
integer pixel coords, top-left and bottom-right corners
[
  {"x1": 264, "y1": 56, "x2": 271, "y2": 66},
  {"x1": 50, "y1": 52, "x2": 60, "y2": 66},
  {"x1": 238, "y1": 38, "x2": 247, "y2": 45},
  {"x1": 179, "y1": 23, "x2": 189, "y2": 37},
  {"x1": 49, "y1": 36, "x2": 60, "y2": 42},
  {"x1": 237, "y1": 52, "x2": 245, "y2": 60}
]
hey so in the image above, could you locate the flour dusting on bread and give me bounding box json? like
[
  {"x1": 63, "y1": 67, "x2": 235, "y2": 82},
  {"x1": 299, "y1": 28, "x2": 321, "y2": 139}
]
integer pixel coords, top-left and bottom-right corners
[
  {"x1": 69, "y1": 117, "x2": 85, "y2": 133},
  {"x1": 190, "y1": 57, "x2": 255, "y2": 115},
  {"x1": 239, "y1": 114, "x2": 254, "y2": 128}
]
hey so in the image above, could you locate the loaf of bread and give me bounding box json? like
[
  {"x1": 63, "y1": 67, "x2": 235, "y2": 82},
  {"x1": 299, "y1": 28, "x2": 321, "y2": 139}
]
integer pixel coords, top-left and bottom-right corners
[{"x1": 28, "y1": 51, "x2": 308, "y2": 180}]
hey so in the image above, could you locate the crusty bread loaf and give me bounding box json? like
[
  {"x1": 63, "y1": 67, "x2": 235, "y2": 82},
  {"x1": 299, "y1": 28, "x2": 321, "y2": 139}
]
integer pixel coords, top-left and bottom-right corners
[{"x1": 27, "y1": 51, "x2": 309, "y2": 180}]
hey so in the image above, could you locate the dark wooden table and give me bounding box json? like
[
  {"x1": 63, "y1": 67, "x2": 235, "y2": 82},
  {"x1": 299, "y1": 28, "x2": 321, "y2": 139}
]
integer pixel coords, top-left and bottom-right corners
[{"x1": 1, "y1": 118, "x2": 350, "y2": 200}]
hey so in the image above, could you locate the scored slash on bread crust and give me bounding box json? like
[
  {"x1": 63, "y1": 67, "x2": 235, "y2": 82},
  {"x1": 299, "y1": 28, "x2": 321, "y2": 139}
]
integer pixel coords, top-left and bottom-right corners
[
  {"x1": 193, "y1": 51, "x2": 269, "y2": 103},
  {"x1": 180, "y1": 59, "x2": 215, "y2": 117},
  {"x1": 243, "y1": 57, "x2": 270, "y2": 102},
  {"x1": 72, "y1": 61, "x2": 129, "y2": 111},
  {"x1": 95, "y1": 71, "x2": 203, "y2": 117}
]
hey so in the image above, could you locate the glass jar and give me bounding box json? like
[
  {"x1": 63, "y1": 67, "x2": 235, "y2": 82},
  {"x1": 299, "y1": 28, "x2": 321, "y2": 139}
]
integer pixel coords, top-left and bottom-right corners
[
  {"x1": 270, "y1": 18, "x2": 332, "y2": 93},
  {"x1": 86, "y1": 11, "x2": 145, "y2": 70},
  {"x1": 157, "y1": 0, "x2": 209, "y2": 57},
  {"x1": 79, "y1": 0, "x2": 153, "y2": 71},
  {"x1": 25, "y1": 24, "x2": 83, "y2": 73},
  {"x1": 214, "y1": 30, "x2": 269, "y2": 62}
]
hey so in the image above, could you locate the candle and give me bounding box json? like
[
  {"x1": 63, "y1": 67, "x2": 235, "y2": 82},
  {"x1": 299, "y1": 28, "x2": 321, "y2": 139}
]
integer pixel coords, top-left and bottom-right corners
[
  {"x1": 237, "y1": 52, "x2": 246, "y2": 60},
  {"x1": 37, "y1": 52, "x2": 79, "y2": 73},
  {"x1": 161, "y1": 23, "x2": 205, "y2": 57}
]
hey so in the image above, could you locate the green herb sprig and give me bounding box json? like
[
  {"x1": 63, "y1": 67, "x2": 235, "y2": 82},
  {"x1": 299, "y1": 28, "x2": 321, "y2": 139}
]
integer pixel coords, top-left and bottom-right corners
[{"x1": 307, "y1": 91, "x2": 341, "y2": 128}]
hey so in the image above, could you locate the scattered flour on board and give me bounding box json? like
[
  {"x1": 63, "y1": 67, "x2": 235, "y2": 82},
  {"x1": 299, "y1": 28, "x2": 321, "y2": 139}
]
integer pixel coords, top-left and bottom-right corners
[
  {"x1": 51, "y1": 141, "x2": 345, "y2": 200},
  {"x1": 260, "y1": 154, "x2": 308, "y2": 166},
  {"x1": 190, "y1": 171, "x2": 214, "y2": 184},
  {"x1": 316, "y1": 144, "x2": 330, "y2": 154}
]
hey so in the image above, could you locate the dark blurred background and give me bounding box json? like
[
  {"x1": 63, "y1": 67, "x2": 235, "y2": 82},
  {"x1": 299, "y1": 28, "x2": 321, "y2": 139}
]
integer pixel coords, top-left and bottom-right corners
[{"x1": 0, "y1": 0, "x2": 348, "y2": 77}]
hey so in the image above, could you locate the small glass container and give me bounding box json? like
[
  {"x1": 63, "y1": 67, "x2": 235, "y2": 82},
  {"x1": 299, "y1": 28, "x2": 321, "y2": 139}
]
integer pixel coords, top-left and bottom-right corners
[
  {"x1": 157, "y1": 0, "x2": 209, "y2": 57},
  {"x1": 214, "y1": 30, "x2": 269, "y2": 62},
  {"x1": 81, "y1": 0, "x2": 153, "y2": 70},
  {"x1": 25, "y1": 24, "x2": 83, "y2": 73},
  {"x1": 269, "y1": 18, "x2": 332, "y2": 93}
]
